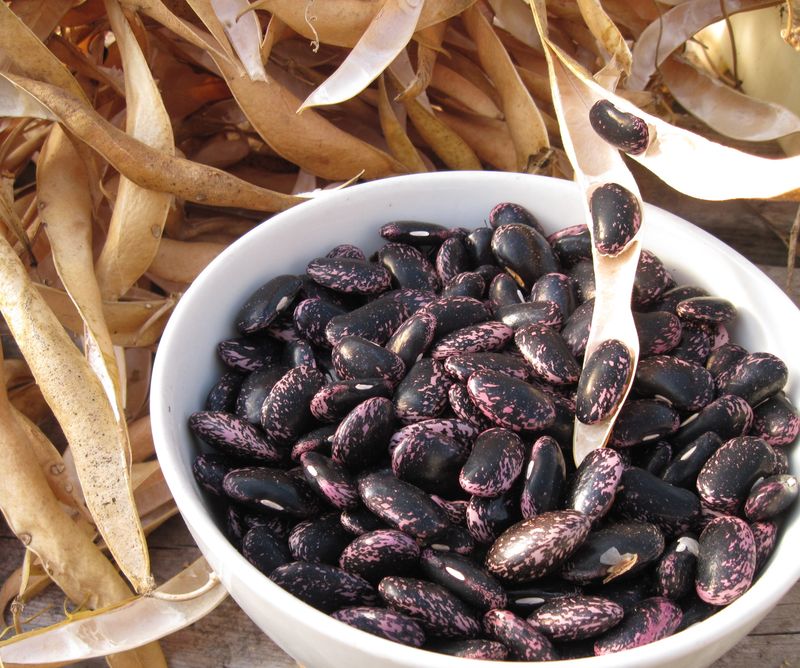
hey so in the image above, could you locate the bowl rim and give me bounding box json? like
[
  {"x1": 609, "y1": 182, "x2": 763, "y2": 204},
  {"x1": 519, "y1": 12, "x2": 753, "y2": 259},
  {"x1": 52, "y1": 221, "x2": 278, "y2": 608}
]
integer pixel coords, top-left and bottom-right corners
[{"x1": 151, "y1": 171, "x2": 800, "y2": 667}]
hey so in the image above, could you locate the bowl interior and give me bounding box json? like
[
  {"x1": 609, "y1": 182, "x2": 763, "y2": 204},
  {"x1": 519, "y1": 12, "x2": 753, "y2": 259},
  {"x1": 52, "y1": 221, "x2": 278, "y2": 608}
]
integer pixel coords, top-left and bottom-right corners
[{"x1": 151, "y1": 171, "x2": 800, "y2": 668}]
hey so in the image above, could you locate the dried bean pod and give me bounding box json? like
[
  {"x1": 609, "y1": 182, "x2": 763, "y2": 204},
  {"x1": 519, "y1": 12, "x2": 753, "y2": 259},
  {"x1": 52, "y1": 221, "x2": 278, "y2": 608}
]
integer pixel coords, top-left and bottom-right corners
[
  {"x1": 656, "y1": 536, "x2": 700, "y2": 600},
  {"x1": 192, "y1": 453, "x2": 231, "y2": 496},
  {"x1": 562, "y1": 521, "x2": 665, "y2": 583},
  {"x1": 495, "y1": 301, "x2": 564, "y2": 330},
  {"x1": 332, "y1": 607, "x2": 425, "y2": 647},
  {"x1": 697, "y1": 436, "x2": 777, "y2": 513},
  {"x1": 206, "y1": 369, "x2": 244, "y2": 412},
  {"x1": 242, "y1": 525, "x2": 291, "y2": 576},
  {"x1": 531, "y1": 273, "x2": 578, "y2": 320},
  {"x1": 392, "y1": 430, "x2": 470, "y2": 497},
  {"x1": 189, "y1": 411, "x2": 282, "y2": 463},
  {"x1": 486, "y1": 510, "x2": 591, "y2": 582},
  {"x1": 672, "y1": 394, "x2": 753, "y2": 448},
  {"x1": 379, "y1": 576, "x2": 480, "y2": 639},
  {"x1": 270, "y1": 562, "x2": 377, "y2": 612},
  {"x1": 676, "y1": 296, "x2": 737, "y2": 324},
  {"x1": 589, "y1": 183, "x2": 642, "y2": 256},
  {"x1": 306, "y1": 257, "x2": 391, "y2": 295},
  {"x1": 634, "y1": 311, "x2": 683, "y2": 356},
  {"x1": 300, "y1": 452, "x2": 359, "y2": 510},
  {"x1": 744, "y1": 475, "x2": 798, "y2": 521},
  {"x1": 575, "y1": 339, "x2": 632, "y2": 424},
  {"x1": 716, "y1": 352, "x2": 788, "y2": 407},
  {"x1": 696, "y1": 516, "x2": 756, "y2": 605},
  {"x1": 520, "y1": 436, "x2": 566, "y2": 519},
  {"x1": 380, "y1": 221, "x2": 453, "y2": 246},
  {"x1": 460, "y1": 427, "x2": 524, "y2": 497},
  {"x1": 217, "y1": 335, "x2": 281, "y2": 372},
  {"x1": 420, "y1": 296, "x2": 490, "y2": 338},
  {"x1": 444, "y1": 352, "x2": 529, "y2": 383},
  {"x1": 420, "y1": 549, "x2": 507, "y2": 610},
  {"x1": 593, "y1": 597, "x2": 682, "y2": 655},
  {"x1": 448, "y1": 383, "x2": 493, "y2": 431},
  {"x1": 528, "y1": 595, "x2": 624, "y2": 641},
  {"x1": 548, "y1": 224, "x2": 592, "y2": 266},
  {"x1": 491, "y1": 223, "x2": 559, "y2": 292},
  {"x1": 614, "y1": 467, "x2": 701, "y2": 534},
  {"x1": 751, "y1": 394, "x2": 800, "y2": 447},
  {"x1": 358, "y1": 470, "x2": 449, "y2": 539},
  {"x1": 515, "y1": 324, "x2": 581, "y2": 385},
  {"x1": 310, "y1": 378, "x2": 393, "y2": 423},
  {"x1": 442, "y1": 272, "x2": 485, "y2": 299},
  {"x1": 377, "y1": 242, "x2": 440, "y2": 291},
  {"x1": 436, "y1": 236, "x2": 471, "y2": 285},
  {"x1": 567, "y1": 448, "x2": 624, "y2": 523},
  {"x1": 393, "y1": 358, "x2": 451, "y2": 423},
  {"x1": 332, "y1": 397, "x2": 395, "y2": 471},
  {"x1": 634, "y1": 356, "x2": 714, "y2": 412},
  {"x1": 237, "y1": 274, "x2": 302, "y2": 334},
  {"x1": 588, "y1": 100, "x2": 650, "y2": 154},
  {"x1": 325, "y1": 296, "x2": 408, "y2": 346},
  {"x1": 661, "y1": 432, "x2": 723, "y2": 489},
  {"x1": 385, "y1": 311, "x2": 437, "y2": 369},
  {"x1": 425, "y1": 639, "x2": 508, "y2": 659},
  {"x1": 288, "y1": 513, "x2": 352, "y2": 564},
  {"x1": 332, "y1": 335, "x2": 405, "y2": 385},
  {"x1": 483, "y1": 609, "x2": 558, "y2": 660},
  {"x1": 466, "y1": 493, "x2": 519, "y2": 544},
  {"x1": 260, "y1": 366, "x2": 323, "y2": 448},
  {"x1": 223, "y1": 467, "x2": 314, "y2": 516},
  {"x1": 609, "y1": 400, "x2": 680, "y2": 448},
  {"x1": 339, "y1": 529, "x2": 420, "y2": 583},
  {"x1": 467, "y1": 369, "x2": 556, "y2": 432},
  {"x1": 705, "y1": 344, "x2": 748, "y2": 378}
]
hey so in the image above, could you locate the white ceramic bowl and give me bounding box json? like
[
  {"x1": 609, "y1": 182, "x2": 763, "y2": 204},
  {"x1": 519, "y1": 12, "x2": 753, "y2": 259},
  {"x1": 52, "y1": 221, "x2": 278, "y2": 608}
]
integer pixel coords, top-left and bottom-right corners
[{"x1": 151, "y1": 172, "x2": 800, "y2": 668}]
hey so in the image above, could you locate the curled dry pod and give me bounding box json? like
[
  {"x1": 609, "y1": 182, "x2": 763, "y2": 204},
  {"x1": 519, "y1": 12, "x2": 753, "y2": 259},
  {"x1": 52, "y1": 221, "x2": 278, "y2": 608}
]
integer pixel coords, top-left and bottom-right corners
[
  {"x1": 744, "y1": 475, "x2": 799, "y2": 521},
  {"x1": 614, "y1": 467, "x2": 701, "y2": 534},
  {"x1": 385, "y1": 311, "x2": 437, "y2": 369},
  {"x1": 393, "y1": 358, "x2": 452, "y2": 423},
  {"x1": 242, "y1": 525, "x2": 291, "y2": 576},
  {"x1": 444, "y1": 352, "x2": 529, "y2": 383},
  {"x1": 489, "y1": 201, "x2": 545, "y2": 233},
  {"x1": 467, "y1": 369, "x2": 556, "y2": 432},
  {"x1": 260, "y1": 366, "x2": 323, "y2": 448},
  {"x1": 515, "y1": 323, "x2": 581, "y2": 385},
  {"x1": 567, "y1": 448, "x2": 624, "y2": 523},
  {"x1": 339, "y1": 529, "x2": 420, "y2": 583},
  {"x1": 696, "y1": 516, "x2": 756, "y2": 606},
  {"x1": 270, "y1": 562, "x2": 377, "y2": 612},
  {"x1": 593, "y1": 597, "x2": 682, "y2": 655},
  {"x1": 294, "y1": 297, "x2": 347, "y2": 348},
  {"x1": 716, "y1": 352, "x2": 789, "y2": 407},
  {"x1": 420, "y1": 549, "x2": 507, "y2": 611},
  {"x1": 332, "y1": 397, "x2": 395, "y2": 471},
  {"x1": 676, "y1": 296, "x2": 737, "y2": 324},
  {"x1": 300, "y1": 452, "x2": 359, "y2": 510},
  {"x1": 588, "y1": 100, "x2": 651, "y2": 155},
  {"x1": 490, "y1": 223, "x2": 560, "y2": 291},
  {"x1": 528, "y1": 595, "x2": 624, "y2": 641},
  {"x1": 483, "y1": 609, "x2": 558, "y2": 660},
  {"x1": 358, "y1": 470, "x2": 449, "y2": 539},
  {"x1": 377, "y1": 242, "x2": 440, "y2": 292},
  {"x1": 486, "y1": 510, "x2": 591, "y2": 582},
  {"x1": 672, "y1": 394, "x2": 753, "y2": 448},
  {"x1": 750, "y1": 394, "x2": 800, "y2": 447},
  {"x1": 223, "y1": 467, "x2": 315, "y2": 517},
  {"x1": 189, "y1": 411, "x2": 282, "y2": 463},
  {"x1": 426, "y1": 639, "x2": 508, "y2": 659},
  {"x1": 589, "y1": 183, "x2": 642, "y2": 256},
  {"x1": 696, "y1": 436, "x2": 777, "y2": 513},
  {"x1": 392, "y1": 430, "x2": 470, "y2": 497},
  {"x1": 430, "y1": 321, "x2": 514, "y2": 360},
  {"x1": 633, "y1": 356, "x2": 714, "y2": 412},
  {"x1": 288, "y1": 513, "x2": 352, "y2": 564},
  {"x1": 520, "y1": 436, "x2": 566, "y2": 519},
  {"x1": 236, "y1": 274, "x2": 302, "y2": 334},
  {"x1": 306, "y1": 257, "x2": 391, "y2": 295},
  {"x1": 576, "y1": 339, "x2": 632, "y2": 424},
  {"x1": 310, "y1": 378, "x2": 393, "y2": 423},
  {"x1": 378, "y1": 576, "x2": 481, "y2": 639},
  {"x1": 561, "y1": 521, "x2": 665, "y2": 584},
  {"x1": 460, "y1": 427, "x2": 525, "y2": 497},
  {"x1": 633, "y1": 311, "x2": 683, "y2": 356},
  {"x1": 332, "y1": 607, "x2": 425, "y2": 647},
  {"x1": 332, "y1": 335, "x2": 406, "y2": 384},
  {"x1": 325, "y1": 295, "x2": 408, "y2": 347},
  {"x1": 655, "y1": 536, "x2": 700, "y2": 600}
]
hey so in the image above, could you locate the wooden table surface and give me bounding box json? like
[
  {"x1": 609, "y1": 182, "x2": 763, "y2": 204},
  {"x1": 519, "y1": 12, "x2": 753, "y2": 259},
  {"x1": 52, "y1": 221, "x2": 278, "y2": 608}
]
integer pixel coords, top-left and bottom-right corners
[{"x1": 1, "y1": 184, "x2": 799, "y2": 667}]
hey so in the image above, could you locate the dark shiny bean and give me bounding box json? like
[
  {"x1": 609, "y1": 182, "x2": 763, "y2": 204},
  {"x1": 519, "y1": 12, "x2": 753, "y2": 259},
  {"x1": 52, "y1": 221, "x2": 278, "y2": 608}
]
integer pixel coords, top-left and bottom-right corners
[
  {"x1": 332, "y1": 335, "x2": 405, "y2": 384},
  {"x1": 561, "y1": 298, "x2": 594, "y2": 357},
  {"x1": 443, "y1": 351, "x2": 529, "y2": 383},
  {"x1": 217, "y1": 335, "x2": 281, "y2": 372},
  {"x1": 715, "y1": 352, "x2": 788, "y2": 406},
  {"x1": 385, "y1": 311, "x2": 436, "y2": 369},
  {"x1": 442, "y1": 272, "x2": 485, "y2": 298},
  {"x1": 634, "y1": 355, "x2": 714, "y2": 412},
  {"x1": 634, "y1": 310, "x2": 683, "y2": 356},
  {"x1": 671, "y1": 323, "x2": 712, "y2": 366},
  {"x1": 206, "y1": 369, "x2": 244, "y2": 412},
  {"x1": 389, "y1": 418, "x2": 479, "y2": 453},
  {"x1": 696, "y1": 516, "x2": 756, "y2": 605},
  {"x1": 520, "y1": 436, "x2": 566, "y2": 518},
  {"x1": 489, "y1": 273, "x2": 526, "y2": 310},
  {"x1": 223, "y1": 466, "x2": 315, "y2": 516},
  {"x1": 460, "y1": 427, "x2": 524, "y2": 497},
  {"x1": 593, "y1": 597, "x2": 682, "y2": 655},
  {"x1": 380, "y1": 221, "x2": 453, "y2": 246},
  {"x1": 661, "y1": 432, "x2": 723, "y2": 489},
  {"x1": 547, "y1": 224, "x2": 591, "y2": 266},
  {"x1": 705, "y1": 343, "x2": 748, "y2": 378},
  {"x1": 448, "y1": 383, "x2": 493, "y2": 431},
  {"x1": 270, "y1": 562, "x2": 377, "y2": 612},
  {"x1": 484, "y1": 609, "x2": 558, "y2": 660},
  {"x1": 310, "y1": 378, "x2": 393, "y2": 423},
  {"x1": 260, "y1": 366, "x2": 323, "y2": 448},
  {"x1": 332, "y1": 607, "x2": 425, "y2": 647},
  {"x1": 236, "y1": 274, "x2": 302, "y2": 334},
  {"x1": 425, "y1": 639, "x2": 508, "y2": 659},
  {"x1": 430, "y1": 321, "x2": 513, "y2": 360},
  {"x1": 633, "y1": 251, "x2": 671, "y2": 307},
  {"x1": 242, "y1": 525, "x2": 291, "y2": 576},
  {"x1": 326, "y1": 244, "x2": 366, "y2": 260},
  {"x1": 192, "y1": 453, "x2": 231, "y2": 496},
  {"x1": 489, "y1": 201, "x2": 545, "y2": 234},
  {"x1": 744, "y1": 474, "x2": 798, "y2": 521},
  {"x1": 293, "y1": 298, "x2": 347, "y2": 347},
  {"x1": 569, "y1": 259, "x2": 596, "y2": 303},
  {"x1": 588, "y1": 100, "x2": 650, "y2": 154},
  {"x1": 531, "y1": 273, "x2": 578, "y2": 319},
  {"x1": 515, "y1": 323, "x2": 581, "y2": 385},
  {"x1": 288, "y1": 513, "x2": 352, "y2": 564},
  {"x1": 590, "y1": 183, "x2": 641, "y2": 256},
  {"x1": 655, "y1": 536, "x2": 699, "y2": 600},
  {"x1": 467, "y1": 493, "x2": 519, "y2": 544},
  {"x1": 189, "y1": 410, "x2": 282, "y2": 463},
  {"x1": 576, "y1": 340, "x2": 632, "y2": 424},
  {"x1": 378, "y1": 242, "x2": 440, "y2": 291},
  {"x1": 491, "y1": 223, "x2": 559, "y2": 292},
  {"x1": 420, "y1": 296, "x2": 491, "y2": 338},
  {"x1": 325, "y1": 295, "x2": 408, "y2": 346},
  {"x1": 392, "y1": 429, "x2": 469, "y2": 497},
  {"x1": 339, "y1": 529, "x2": 420, "y2": 583},
  {"x1": 495, "y1": 300, "x2": 563, "y2": 330},
  {"x1": 614, "y1": 467, "x2": 701, "y2": 534},
  {"x1": 465, "y1": 227, "x2": 494, "y2": 266},
  {"x1": 672, "y1": 394, "x2": 753, "y2": 448},
  {"x1": 332, "y1": 397, "x2": 395, "y2": 470},
  {"x1": 636, "y1": 441, "x2": 673, "y2": 477},
  {"x1": 528, "y1": 595, "x2": 624, "y2": 641},
  {"x1": 467, "y1": 369, "x2": 556, "y2": 432},
  {"x1": 609, "y1": 399, "x2": 680, "y2": 448},
  {"x1": 751, "y1": 520, "x2": 779, "y2": 573},
  {"x1": 750, "y1": 393, "x2": 800, "y2": 447},
  {"x1": 393, "y1": 358, "x2": 451, "y2": 423},
  {"x1": 677, "y1": 296, "x2": 737, "y2": 324},
  {"x1": 282, "y1": 339, "x2": 315, "y2": 370},
  {"x1": 567, "y1": 448, "x2": 624, "y2": 523},
  {"x1": 300, "y1": 452, "x2": 359, "y2": 510},
  {"x1": 307, "y1": 257, "x2": 391, "y2": 295},
  {"x1": 505, "y1": 581, "x2": 582, "y2": 616},
  {"x1": 340, "y1": 506, "x2": 390, "y2": 535},
  {"x1": 290, "y1": 424, "x2": 335, "y2": 462},
  {"x1": 436, "y1": 236, "x2": 471, "y2": 285},
  {"x1": 420, "y1": 549, "x2": 507, "y2": 610}
]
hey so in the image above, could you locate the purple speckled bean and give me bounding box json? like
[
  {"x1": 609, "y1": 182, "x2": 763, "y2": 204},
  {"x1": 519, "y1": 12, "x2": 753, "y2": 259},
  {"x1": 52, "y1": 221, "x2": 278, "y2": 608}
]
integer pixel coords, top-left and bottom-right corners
[
  {"x1": 520, "y1": 436, "x2": 566, "y2": 519},
  {"x1": 486, "y1": 510, "x2": 591, "y2": 582},
  {"x1": 467, "y1": 369, "x2": 556, "y2": 432},
  {"x1": 515, "y1": 323, "x2": 581, "y2": 385},
  {"x1": 466, "y1": 493, "x2": 518, "y2": 544},
  {"x1": 744, "y1": 475, "x2": 798, "y2": 521},
  {"x1": 632, "y1": 250, "x2": 671, "y2": 307},
  {"x1": 385, "y1": 311, "x2": 437, "y2": 369},
  {"x1": 589, "y1": 100, "x2": 650, "y2": 155},
  {"x1": 332, "y1": 607, "x2": 425, "y2": 647},
  {"x1": 358, "y1": 470, "x2": 449, "y2": 539},
  {"x1": 436, "y1": 236, "x2": 471, "y2": 285},
  {"x1": 378, "y1": 242, "x2": 441, "y2": 292},
  {"x1": 715, "y1": 352, "x2": 788, "y2": 406},
  {"x1": 430, "y1": 321, "x2": 513, "y2": 360},
  {"x1": 655, "y1": 536, "x2": 700, "y2": 600},
  {"x1": 634, "y1": 355, "x2": 714, "y2": 413},
  {"x1": 310, "y1": 378, "x2": 393, "y2": 423},
  {"x1": 326, "y1": 243, "x2": 366, "y2": 260},
  {"x1": 206, "y1": 369, "x2": 244, "y2": 412},
  {"x1": 192, "y1": 453, "x2": 231, "y2": 496},
  {"x1": 567, "y1": 448, "x2": 624, "y2": 523},
  {"x1": 380, "y1": 221, "x2": 453, "y2": 246},
  {"x1": 495, "y1": 300, "x2": 564, "y2": 331},
  {"x1": 420, "y1": 549, "x2": 507, "y2": 610},
  {"x1": 696, "y1": 516, "x2": 756, "y2": 605},
  {"x1": 217, "y1": 336, "x2": 281, "y2": 372},
  {"x1": 393, "y1": 358, "x2": 452, "y2": 423},
  {"x1": 325, "y1": 296, "x2": 408, "y2": 347},
  {"x1": 443, "y1": 351, "x2": 529, "y2": 383},
  {"x1": 426, "y1": 639, "x2": 508, "y2": 659},
  {"x1": 672, "y1": 394, "x2": 753, "y2": 448},
  {"x1": 388, "y1": 419, "x2": 478, "y2": 453},
  {"x1": 392, "y1": 430, "x2": 470, "y2": 497},
  {"x1": 634, "y1": 311, "x2": 683, "y2": 356},
  {"x1": 483, "y1": 609, "x2": 557, "y2": 660},
  {"x1": 448, "y1": 383, "x2": 493, "y2": 431},
  {"x1": 270, "y1": 562, "x2": 377, "y2": 612},
  {"x1": 306, "y1": 257, "x2": 391, "y2": 295},
  {"x1": 288, "y1": 513, "x2": 352, "y2": 564},
  {"x1": 260, "y1": 366, "x2": 323, "y2": 448},
  {"x1": 331, "y1": 397, "x2": 395, "y2": 470},
  {"x1": 293, "y1": 298, "x2": 347, "y2": 348},
  {"x1": 300, "y1": 451, "x2": 359, "y2": 510},
  {"x1": 290, "y1": 424, "x2": 335, "y2": 462},
  {"x1": 672, "y1": 322, "x2": 712, "y2": 366},
  {"x1": 751, "y1": 520, "x2": 779, "y2": 573},
  {"x1": 242, "y1": 525, "x2": 291, "y2": 576},
  {"x1": 750, "y1": 394, "x2": 800, "y2": 447},
  {"x1": 490, "y1": 201, "x2": 545, "y2": 233},
  {"x1": 459, "y1": 428, "x2": 524, "y2": 497},
  {"x1": 676, "y1": 296, "x2": 737, "y2": 324},
  {"x1": 379, "y1": 576, "x2": 480, "y2": 639},
  {"x1": 339, "y1": 529, "x2": 420, "y2": 583},
  {"x1": 528, "y1": 595, "x2": 624, "y2": 641},
  {"x1": 332, "y1": 335, "x2": 406, "y2": 385},
  {"x1": 189, "y1": 411, "x2": 282, "y2": 463},
  {"x1": 236, "y1": 274, "x2": 302, "y2": 334},
  {"x1": 419, "y1": 296, "x2": 491, "y2": 338},
  {"x1": 590, "y1": 183, "x2": 641, "y2": 256},
  {"x1": 576, "y1": 340, "x2": 632, "y2": 424},
  {"x1": 593, "y1": 597, "x2": 682, "y2": 654},
  {"x1": 706, "y1": 344, "x2": 748, "y2": 378},
  {"x1": 425, "y1": 523, "x2": 475, "y2": 555},
  {"x1": 442, "y1": 272, "x2": 485, "y2": 299},
  {"x1": 429, "y1": 496, "x2": 468, "y2": 525}
]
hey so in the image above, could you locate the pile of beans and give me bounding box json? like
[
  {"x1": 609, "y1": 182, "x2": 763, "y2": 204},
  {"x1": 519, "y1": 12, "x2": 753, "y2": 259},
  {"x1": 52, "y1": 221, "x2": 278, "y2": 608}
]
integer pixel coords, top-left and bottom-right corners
[{"x1": 190, "y1": 203, "x2": 799, "y2": 661}]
